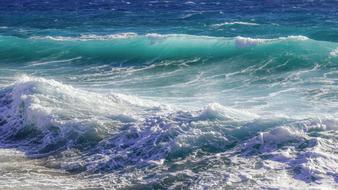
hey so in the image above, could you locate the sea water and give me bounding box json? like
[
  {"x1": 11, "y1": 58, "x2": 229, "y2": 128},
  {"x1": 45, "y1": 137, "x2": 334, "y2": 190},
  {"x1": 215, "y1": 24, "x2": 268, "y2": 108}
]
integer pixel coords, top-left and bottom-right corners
[{"x1": 0, "y1": 1, "x2": 337, "y2": 189}]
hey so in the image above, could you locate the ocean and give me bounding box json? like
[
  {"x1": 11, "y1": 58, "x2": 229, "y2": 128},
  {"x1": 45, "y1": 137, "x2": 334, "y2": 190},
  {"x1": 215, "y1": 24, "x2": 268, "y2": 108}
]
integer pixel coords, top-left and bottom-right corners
[{"x1": 0, "y1": 0, "x2": 337, "y2": 189}]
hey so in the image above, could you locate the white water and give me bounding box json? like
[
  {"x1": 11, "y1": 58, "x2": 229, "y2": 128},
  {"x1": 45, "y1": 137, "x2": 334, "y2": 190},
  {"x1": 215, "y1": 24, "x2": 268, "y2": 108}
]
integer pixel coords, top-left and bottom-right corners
[{"x1": 0, "y1": 75, "x2": 337, "y2": 189}]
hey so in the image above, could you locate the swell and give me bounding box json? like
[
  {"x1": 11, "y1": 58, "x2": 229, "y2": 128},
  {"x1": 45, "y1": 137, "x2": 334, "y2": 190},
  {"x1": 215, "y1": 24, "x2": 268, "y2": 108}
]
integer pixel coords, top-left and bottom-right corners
[{"x1": 0, "y1": 33, "x2": 336, "y2": 65}]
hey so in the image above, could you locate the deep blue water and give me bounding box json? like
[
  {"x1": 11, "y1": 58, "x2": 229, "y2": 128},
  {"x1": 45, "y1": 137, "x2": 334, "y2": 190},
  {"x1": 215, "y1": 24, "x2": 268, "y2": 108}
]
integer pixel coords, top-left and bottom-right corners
[{"x1": 1, "y1": 0, "x2": 338, "y2": 41}]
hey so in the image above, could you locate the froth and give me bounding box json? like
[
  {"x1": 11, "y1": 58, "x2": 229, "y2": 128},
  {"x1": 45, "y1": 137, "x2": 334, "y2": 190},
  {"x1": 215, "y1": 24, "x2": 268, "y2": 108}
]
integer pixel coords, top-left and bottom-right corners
[
  {"x1": 198, "y1": 103, "x2": 259, "y2": 121},
  {"x1": 31, "y1": 32, "x2": 138, "y2": 41},
  {"x1": 212, "y1": 21, "x2": 259, "y2": 27},
  {"x1": 234, "y1": 35, "x2": 309, "y2": 48},
  {"x1": 329, "y1": 48, "x2": 338, "y2": 57}
]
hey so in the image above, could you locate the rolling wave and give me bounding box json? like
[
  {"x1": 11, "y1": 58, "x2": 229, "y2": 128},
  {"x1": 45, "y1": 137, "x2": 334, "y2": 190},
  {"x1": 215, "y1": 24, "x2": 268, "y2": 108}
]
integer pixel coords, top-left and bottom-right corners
[{"x1": 0, "y1": 34, "x2": 336, "y2": 64}]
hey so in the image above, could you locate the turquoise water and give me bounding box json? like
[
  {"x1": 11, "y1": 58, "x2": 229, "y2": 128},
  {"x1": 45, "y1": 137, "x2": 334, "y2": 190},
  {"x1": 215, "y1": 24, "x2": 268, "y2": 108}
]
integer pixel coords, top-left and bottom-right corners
[{"x1": 0, "y1": 1, "x2": 337, "y2": 189}]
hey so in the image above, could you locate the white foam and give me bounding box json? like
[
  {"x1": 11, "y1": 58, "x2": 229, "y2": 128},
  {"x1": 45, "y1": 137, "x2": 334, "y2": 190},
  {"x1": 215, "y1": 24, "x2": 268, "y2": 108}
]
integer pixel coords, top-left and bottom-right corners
[
  {"x1": 32, "y1": 33, "x2": 199, "y2": 41},
  {"x1": 1, "y1": 85, "x2": 337, "y2": 189},
  {"x1": 184, "y1": 1, "x2": 196, "y2": 5},
  {"x1": 234, "y1": 35, "x2": 309, "y2": 48},
  {"x1": 278, "y1": 35, "x2": 309, "y2": 41},
  {"x1": 198, "y1": 103, "x2": 259, "y2": 121},
  {"x1": 329, "y1": 48, "x2": 338, "y2": 57},
  {"x1": 212, "y1": 21, "x2": 259, "y2": 27},
  {"x1": 260, "y1": 126, "x2": 304, "y2": 145},
  {"x1": 234, "y1": 36, "x2": 268, "y2": 48},
  {"x1": 144, "y1": 33, "x2": 213, "y2": 39},
  {"x1": 31, "y1": 32, "x2": 138, "y2": 41},
  {"x1": 79, "y1": 33, "x2": 137, "y2": 40},
  {"x1": 189, "y1": 123, "x2": 338, "y2": 189},
  {"x1": 0, "y1": 75, "x2": 159, "y2": 151}
]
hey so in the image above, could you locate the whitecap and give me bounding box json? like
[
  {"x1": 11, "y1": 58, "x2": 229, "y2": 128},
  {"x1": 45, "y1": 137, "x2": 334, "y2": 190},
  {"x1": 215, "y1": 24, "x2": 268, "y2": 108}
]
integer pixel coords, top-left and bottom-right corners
[
  {"x1": 234, "y1": 36, "x2": 268, "y2": 48},
  {"x1": 212, "y1": 21, "x2": 259, "y2": 27},
  {"x1": 329, "y1": 48, "x2": 338, "y2": 57},
  {"x1": 31, "y1": 32, "x2": 138, "y2": 41},
  {"x1": 234, "y1": 35, "x2": 309, "y2": 48},
  {"x1": 197, "y1": 103, "x2": 259, "y2": 121}
]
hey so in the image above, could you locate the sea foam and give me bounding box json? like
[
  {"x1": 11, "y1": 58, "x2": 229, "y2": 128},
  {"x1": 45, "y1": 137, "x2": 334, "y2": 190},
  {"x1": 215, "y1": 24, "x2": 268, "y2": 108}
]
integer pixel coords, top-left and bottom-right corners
[
  {"x1": 234, "y1": 35, "x2": 309, "y2": 48},
  {"x1": 330, "y1": 48, "x2": 338, "y2": 57},
  {"x1": 212, "y1": 21, "x2": 259, "y2": 27}
]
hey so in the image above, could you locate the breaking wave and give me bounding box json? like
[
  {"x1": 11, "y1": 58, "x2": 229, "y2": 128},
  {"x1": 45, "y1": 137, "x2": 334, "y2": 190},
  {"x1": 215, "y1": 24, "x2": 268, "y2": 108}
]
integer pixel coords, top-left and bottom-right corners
[{"x1": 0, "y1": 76, "x2": 337, "y2": 189}]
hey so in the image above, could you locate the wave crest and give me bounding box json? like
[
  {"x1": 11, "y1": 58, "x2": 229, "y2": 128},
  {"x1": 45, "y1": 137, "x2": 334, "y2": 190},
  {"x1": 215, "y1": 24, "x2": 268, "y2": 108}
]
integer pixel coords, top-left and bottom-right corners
[{"x1": 0, "y1": 75, "x2": 158, "y2": 154}]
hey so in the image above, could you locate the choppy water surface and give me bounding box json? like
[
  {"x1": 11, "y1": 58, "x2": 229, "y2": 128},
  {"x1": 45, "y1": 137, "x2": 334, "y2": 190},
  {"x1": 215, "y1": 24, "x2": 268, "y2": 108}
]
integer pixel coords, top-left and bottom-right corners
[{"x1": 0, "y1": 1, "x2": 337, "y2": 189}]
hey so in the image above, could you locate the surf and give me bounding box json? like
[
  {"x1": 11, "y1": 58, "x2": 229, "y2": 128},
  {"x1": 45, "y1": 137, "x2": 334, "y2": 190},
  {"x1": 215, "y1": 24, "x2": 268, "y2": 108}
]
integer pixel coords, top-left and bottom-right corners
[{"x1": 0, "y1": 75, "x2": 337, "y2": 189}]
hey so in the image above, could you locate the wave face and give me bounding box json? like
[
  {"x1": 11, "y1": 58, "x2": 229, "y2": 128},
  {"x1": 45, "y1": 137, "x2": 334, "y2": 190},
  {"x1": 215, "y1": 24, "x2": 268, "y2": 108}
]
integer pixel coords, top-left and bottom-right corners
[
  {"x1": 0, "y1": 34, "x2": 333, "y2": 62},
  {"x1": 1, "y1": 1, "x2": 338, "y2": 189}
]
